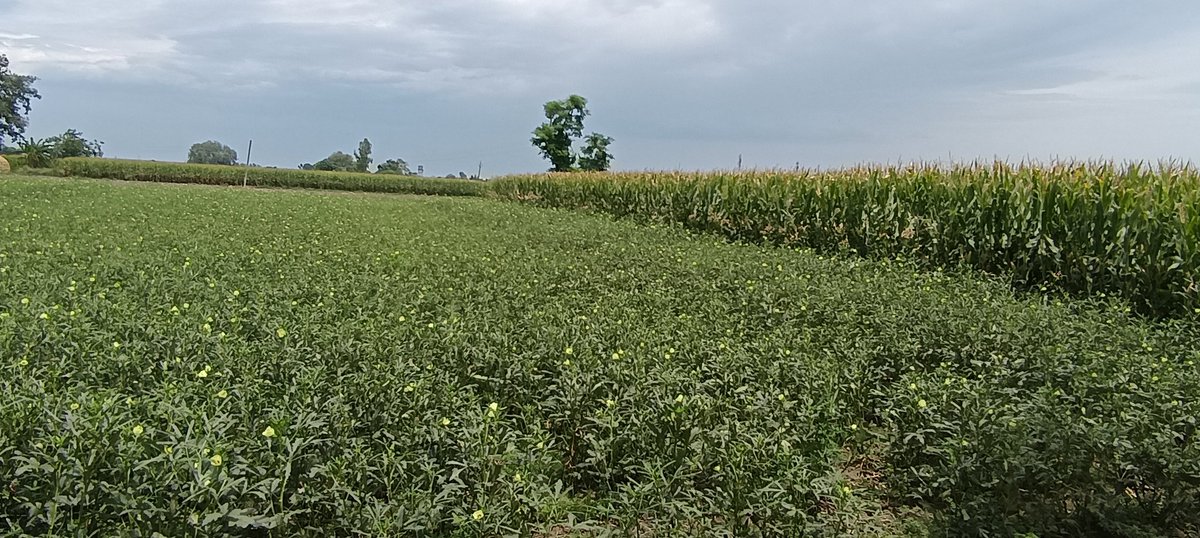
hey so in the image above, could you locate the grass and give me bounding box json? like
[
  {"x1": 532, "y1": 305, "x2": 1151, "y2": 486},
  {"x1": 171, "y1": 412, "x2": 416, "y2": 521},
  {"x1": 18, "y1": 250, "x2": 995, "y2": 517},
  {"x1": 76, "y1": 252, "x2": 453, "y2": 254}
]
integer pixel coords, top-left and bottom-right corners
[{"x1": 1, "y1": 175, "x2": 1197, "y2": 536}]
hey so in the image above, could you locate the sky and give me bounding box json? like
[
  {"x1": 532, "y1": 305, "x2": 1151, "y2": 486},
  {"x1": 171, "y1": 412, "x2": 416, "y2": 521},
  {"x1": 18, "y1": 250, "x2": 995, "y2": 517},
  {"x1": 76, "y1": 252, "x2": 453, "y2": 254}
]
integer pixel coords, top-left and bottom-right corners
[{"x1": 2, "y1": 0, "x2": 1198, "y2": 175}]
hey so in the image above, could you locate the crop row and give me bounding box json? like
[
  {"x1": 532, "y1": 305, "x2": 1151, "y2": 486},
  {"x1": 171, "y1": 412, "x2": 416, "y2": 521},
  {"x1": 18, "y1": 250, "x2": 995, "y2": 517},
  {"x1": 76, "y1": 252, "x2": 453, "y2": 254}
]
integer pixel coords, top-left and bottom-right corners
[
  {"x1": 23, "y1": 158, "x2": 1200, "y2": 316},
  {"x1": 55, "y1": 157, "x2": 487, "y2": 197},
  {"x1": 490, "y1": 162, "x2": 1200, "y2": 317}
]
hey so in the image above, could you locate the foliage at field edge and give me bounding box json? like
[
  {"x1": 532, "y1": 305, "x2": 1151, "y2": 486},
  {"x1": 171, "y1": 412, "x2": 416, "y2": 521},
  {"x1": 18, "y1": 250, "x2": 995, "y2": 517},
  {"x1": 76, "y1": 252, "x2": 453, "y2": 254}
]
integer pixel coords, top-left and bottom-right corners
[
  {"x1": 491, "y1": 162, "x2": 1200, "y2": 317},
  {"x1": 57, "y1": 157, "x2": 486, "y2": 197},
  {"x1": 1, "y1": 176, "x2": 1198, "y2": 537}
]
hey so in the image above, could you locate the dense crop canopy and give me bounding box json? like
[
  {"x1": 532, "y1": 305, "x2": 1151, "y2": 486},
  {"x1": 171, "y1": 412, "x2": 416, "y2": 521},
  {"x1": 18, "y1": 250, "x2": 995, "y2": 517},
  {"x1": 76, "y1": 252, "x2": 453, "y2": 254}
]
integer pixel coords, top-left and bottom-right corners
[
  {"x1": 58, "y1": 157, "x2": 486, "y2": 197},
  {"x1": 0, "y1": 176, "x2": 1197, "y2": 536},
  {"x1": 493, "y1": 162, "x2": 1200, "y2": 317}
]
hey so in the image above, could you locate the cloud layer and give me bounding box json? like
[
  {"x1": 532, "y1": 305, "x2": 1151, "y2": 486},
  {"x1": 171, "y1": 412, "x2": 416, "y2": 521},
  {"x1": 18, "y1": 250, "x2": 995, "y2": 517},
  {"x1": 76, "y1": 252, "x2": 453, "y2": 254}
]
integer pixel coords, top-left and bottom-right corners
[{"x1": 2, "y1": 0, "x2": 1198, "y2": 173}]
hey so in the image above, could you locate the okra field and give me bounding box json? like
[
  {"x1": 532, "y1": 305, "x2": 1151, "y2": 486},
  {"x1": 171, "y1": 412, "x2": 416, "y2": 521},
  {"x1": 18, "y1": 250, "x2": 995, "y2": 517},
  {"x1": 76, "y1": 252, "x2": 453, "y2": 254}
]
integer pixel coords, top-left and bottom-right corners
[{"x1": 2, "y1": 174, "x2": 1199, "y2": 536}]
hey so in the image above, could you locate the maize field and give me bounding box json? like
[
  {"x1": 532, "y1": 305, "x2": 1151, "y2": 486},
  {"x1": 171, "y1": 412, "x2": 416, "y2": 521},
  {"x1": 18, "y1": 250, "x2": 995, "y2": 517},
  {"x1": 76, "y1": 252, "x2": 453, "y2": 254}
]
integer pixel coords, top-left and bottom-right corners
[
  {"x1": 492, "y1": 162, "x2": 1200, "y2": 317},
  {"x1": 57, "y1": 157, "x2": 486, "y2": 197}
]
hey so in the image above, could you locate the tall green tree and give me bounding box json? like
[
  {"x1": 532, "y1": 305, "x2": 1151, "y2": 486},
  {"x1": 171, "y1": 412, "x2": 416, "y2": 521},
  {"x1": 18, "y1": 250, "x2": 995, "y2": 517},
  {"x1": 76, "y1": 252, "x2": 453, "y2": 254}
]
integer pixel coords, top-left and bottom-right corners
[
  {"x1": 578, "y1": 133, "x2": 614, "y2": 172},
  {"x1": 531, "y1": 95, "x2": 613, "y2": 172},
  {"x1": 47, "y1": 129, "x2": 104, "y2": 158},
  {"x1": 314, "y1": 151, "x2": 355, "y2": 172},
  {"x1": 188, "y1": 141, "x2": 238, "y2": 165},
  {"x1": 354, "y1": 138, "x2": 372, "y2": 173},
  {"x1": 0, "y1": 54, "x2": 41, "y2": 150}
]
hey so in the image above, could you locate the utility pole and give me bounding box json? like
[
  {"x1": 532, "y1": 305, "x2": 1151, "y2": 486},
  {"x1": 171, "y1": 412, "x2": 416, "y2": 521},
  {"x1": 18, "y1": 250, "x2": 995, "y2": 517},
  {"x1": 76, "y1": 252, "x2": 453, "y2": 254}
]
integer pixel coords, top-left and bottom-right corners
[
  {"x1": 243, "y1": 139, "x2": 253, "y2": 187},
  {"x1": 737, "y1": 154, "x2": 742, "y2": 170}
]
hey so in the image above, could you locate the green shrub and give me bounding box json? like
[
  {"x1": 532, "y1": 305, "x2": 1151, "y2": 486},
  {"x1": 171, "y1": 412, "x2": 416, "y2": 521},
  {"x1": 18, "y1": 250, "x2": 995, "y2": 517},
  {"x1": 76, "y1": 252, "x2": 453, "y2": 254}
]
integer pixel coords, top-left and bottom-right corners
[
  {"x1": 58, "y1": 157, "x2": 486, "y2": 197},
  {"x1": 491, "y1": 162, "x2": 1200, "y2": 317},
  {"x1": 4, "y1": 153, "x2": 26, "y2": 169}
]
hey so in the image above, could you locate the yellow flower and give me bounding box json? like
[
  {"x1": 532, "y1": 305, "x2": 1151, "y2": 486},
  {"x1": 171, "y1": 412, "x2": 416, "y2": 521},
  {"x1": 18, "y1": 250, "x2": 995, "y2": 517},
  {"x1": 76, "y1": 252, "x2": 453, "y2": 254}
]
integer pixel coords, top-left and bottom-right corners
[
  {"x1": 472, "y1": 510, "x2": 484, "y2": 521},
  {"x1": 164, "y1": 446, "x2": 173, "y2": 455},
  {"x1": 404, "y1": 383, "x2": 415, "y2": 393},
  {"x1": 276, "y1": 328, "x2": 287, "y2": 338},
  {"x1": 513, "y1": 472, "x2": 523, "y2": 483},
  {"x1": 132, "y1": 424, "x2": 144, "y2": 436},
  {"x1": 112, "y1": 342, "x2": 121, "y2": 349},
  {"x1": 196, "y1": 370, "x2": 208, "y2": 378},
  {"x1": 210, "y1": 454, "x2": 223, "y2": 466},
  {"x1": 842, "y1": 486, "x2": 852, "y2": 495},
  {"x1": 262, "y1": 426, "x2": 276, "y2": 438},
  {"x1": 21, "y1": 298, "x2": 30, "y2": 305},
  {"x1": 562, "y1": 359, "x2": 571, "y2": 366},
  {"x1": 441, "y1": 417, "x2": 451, "y2": 426},
  {"x1": 70, "y1": 402, "x2": 80, "y2": 410},
  {"x1": 564, "y1": 347, "x2": 573, "y2": 355},
  {"x1": 217, "y1": 389, "x2": 228, "y2": 398},
  {"x1": 38, "y1": 312, "x2": 49, "y2": 320},
  {"x1": 850, "y1": 424, "x2": 858, "y2": 431},
  {"x1": 675, "y1": 395, "x2": 686, "y2": 404},
  {"x1": 917, "y1": 399, "x2": 928, "y2": 409}
]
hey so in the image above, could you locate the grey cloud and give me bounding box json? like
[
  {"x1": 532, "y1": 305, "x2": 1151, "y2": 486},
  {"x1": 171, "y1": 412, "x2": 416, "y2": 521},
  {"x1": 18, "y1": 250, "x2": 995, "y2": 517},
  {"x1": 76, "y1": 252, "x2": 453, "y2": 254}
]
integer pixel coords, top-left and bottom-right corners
[{"x1": 2, "y1": 0, "x2": 1198, "y2": 173}]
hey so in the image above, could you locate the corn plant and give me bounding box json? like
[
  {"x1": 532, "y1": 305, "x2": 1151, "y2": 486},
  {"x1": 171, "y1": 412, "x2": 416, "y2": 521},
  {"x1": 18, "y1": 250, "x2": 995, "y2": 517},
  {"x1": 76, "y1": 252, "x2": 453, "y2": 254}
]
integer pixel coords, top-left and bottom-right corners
[{"x1": 491, "y1": 161, "x2": 1200, "y2": 317}]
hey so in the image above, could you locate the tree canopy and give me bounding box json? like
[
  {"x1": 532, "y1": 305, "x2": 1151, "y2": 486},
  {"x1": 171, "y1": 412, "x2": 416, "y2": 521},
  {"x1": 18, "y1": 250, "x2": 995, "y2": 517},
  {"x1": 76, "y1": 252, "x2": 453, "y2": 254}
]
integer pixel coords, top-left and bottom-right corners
[
  {"x1": 0, "y1": 54, "x2": 41, "y2": 150},
  {"x1": 354, "y1": 138, "x2": 372, "y2": 173},
  {"x1": 47, "y1": 129, "x2": 103, "y2": 158},
  {"x1": 579, "y1": 133, "x2": 614, "y2": 172},
  {"x1": 531, "y1": 95, "x2": 613, "y2": 172},
  {"x1": 188, "y1": 141, "x2": 238, "y2": 165},
  {"x1": 376, "y1": 158, "x2": 413, "y2": 175},
  {"x1": 313, "y1": 151, "x2": 355, "y2": 172}
]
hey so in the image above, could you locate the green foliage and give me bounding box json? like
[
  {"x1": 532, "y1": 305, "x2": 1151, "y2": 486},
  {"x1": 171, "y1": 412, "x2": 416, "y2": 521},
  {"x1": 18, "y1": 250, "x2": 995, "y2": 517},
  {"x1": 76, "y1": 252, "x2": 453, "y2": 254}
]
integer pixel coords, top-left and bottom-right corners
[
  {"x1": 313, "y1": 151, "x2": 354, "y2": 172},
  {"x1": 3, "y1": 153, "x2": 26, "y2": 169},
  {"x1": 531, "y1": 95, "x2": 614, "y2": 172},
  {"x1": 353, "y1": 138, "x2": 372, "y2": 173},
  {"x1": 0, "y1": 176, "x2": 1196, "y2": 536},
  {"x1": 0, "y1": 54, "x2": 40, "y2": 149},
  {"x1": 187, "y1": 141, "x2": 238, "y2": 166},
  {"x1": 47, "y1": 128, "x2": 103, "y2": 158},
  {"x1": 57, "y1": 157, "x2": 485, "y2": 197},
  {"x1": 18, "y1": 138, "x2": 52, "y2": 168},
  {"x1": 376, "y1": 158, "x2": 412, "y2": 175},
  {"x1": 492, "y1": 162, "x2": 1200, "y2": 317},
  {"x1": 579, "y1": 132, "x2": 614, "y2": 172}
]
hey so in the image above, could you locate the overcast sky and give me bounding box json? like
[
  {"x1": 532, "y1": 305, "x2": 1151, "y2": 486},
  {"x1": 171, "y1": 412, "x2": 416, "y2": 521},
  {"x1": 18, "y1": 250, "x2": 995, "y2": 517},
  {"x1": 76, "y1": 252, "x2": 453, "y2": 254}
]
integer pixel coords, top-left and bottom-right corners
[{"x1": 2, "y1": 0, "x2": 1198, "y2": 175}]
